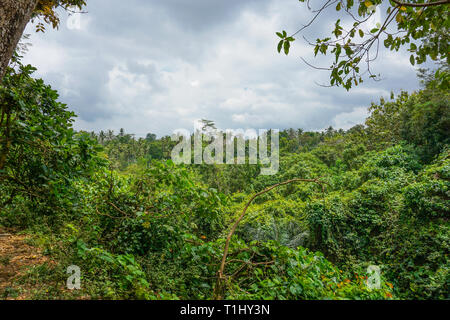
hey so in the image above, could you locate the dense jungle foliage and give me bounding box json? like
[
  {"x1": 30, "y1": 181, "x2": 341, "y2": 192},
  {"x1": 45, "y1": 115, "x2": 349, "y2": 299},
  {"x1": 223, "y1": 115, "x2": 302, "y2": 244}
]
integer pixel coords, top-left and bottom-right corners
[{"x1": 0, "y1": 62, "x2": 448, "y2": 300}]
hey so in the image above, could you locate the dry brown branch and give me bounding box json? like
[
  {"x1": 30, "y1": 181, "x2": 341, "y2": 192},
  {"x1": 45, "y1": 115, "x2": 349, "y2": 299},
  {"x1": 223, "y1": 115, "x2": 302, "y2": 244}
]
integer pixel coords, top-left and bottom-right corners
[
  {"x1": 213, "y1": 177, "x2": 327, "y2": 300},
  {"x1": 108, "y1": 201, "x2": 131, "y2": 217}
]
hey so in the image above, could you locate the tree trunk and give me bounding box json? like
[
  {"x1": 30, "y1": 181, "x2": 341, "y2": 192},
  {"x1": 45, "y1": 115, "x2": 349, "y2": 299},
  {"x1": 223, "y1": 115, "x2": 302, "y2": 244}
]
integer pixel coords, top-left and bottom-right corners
[{"x1": 0, "y1": 0, "x2": 39, "y2": 80}]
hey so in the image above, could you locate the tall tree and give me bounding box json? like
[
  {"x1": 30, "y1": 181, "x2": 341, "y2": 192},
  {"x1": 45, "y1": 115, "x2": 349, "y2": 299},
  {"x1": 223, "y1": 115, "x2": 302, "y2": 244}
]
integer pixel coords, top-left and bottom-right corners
[{"x1": 0, "y1": 0, "x2": 39, "y2": 80}]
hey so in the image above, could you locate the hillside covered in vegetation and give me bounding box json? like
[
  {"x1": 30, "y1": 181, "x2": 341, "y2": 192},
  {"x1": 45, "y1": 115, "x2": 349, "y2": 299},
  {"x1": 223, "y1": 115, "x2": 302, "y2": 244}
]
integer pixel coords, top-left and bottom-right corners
[{"x1": 0, "y1": 62, "x2": 448, "y2": 300}]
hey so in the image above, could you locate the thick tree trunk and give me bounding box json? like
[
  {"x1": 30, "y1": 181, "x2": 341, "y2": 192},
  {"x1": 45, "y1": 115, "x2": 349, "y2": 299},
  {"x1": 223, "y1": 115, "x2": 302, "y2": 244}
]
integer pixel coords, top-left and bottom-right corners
[{"x1": 0, "y1": 0, "x2": 39, "y2": 80}]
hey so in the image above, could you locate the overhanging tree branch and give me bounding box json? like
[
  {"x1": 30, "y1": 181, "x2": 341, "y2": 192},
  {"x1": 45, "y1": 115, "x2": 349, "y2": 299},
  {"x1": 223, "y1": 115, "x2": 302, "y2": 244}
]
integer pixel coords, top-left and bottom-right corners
[
  {"x1": 278, "y1": 0, "x2": 450, "y2": 90},
  {"x1": 390, "y1": 0, "x2": 450, "y2": 7}
]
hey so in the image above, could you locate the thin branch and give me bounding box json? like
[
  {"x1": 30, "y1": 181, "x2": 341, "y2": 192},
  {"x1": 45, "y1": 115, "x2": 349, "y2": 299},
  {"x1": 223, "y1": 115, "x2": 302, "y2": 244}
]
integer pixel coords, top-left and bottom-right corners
[
  {"x1": 291, "y1": 0, "x2": 336, "y2": 37},
  {"x1": 213, "y1": 177, "x2": 327, "y2": 300}
]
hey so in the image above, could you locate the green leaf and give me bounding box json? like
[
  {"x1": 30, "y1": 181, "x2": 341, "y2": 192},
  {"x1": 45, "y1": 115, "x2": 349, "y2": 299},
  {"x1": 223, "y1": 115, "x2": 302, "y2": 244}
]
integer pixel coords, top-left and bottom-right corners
[
  {"x1": 278, "y1": 40, "x2": 284, "y2": 53},
  {"x1": 284, "y1": 40, "x2": 290, "y2": 55}
]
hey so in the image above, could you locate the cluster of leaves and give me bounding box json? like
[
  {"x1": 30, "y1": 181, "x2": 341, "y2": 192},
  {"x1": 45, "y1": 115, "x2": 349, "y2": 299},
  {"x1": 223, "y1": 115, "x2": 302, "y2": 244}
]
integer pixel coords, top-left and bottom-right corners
[
  {"x1": 86, "y1": 160, "x2": 228, "y2": 256},
  {"x1": 365, "y1": 67, "x2": 450, "y2": 161},
  {"x1": 0, "y1": 64, "x2": 104, "y2": 226},
  {"x1": 32, "y1": 0, "x2": 87, "y2": 32},
  {"x1": 224, "y1": 241, "x2": 392, "y2": 300}
]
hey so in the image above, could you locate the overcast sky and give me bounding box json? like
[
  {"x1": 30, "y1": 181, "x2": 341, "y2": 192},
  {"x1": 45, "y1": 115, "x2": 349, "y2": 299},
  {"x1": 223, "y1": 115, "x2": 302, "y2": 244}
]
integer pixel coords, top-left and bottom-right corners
[{"x1": 22, "y1": 0, "x2": 421, "y2": 137}]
